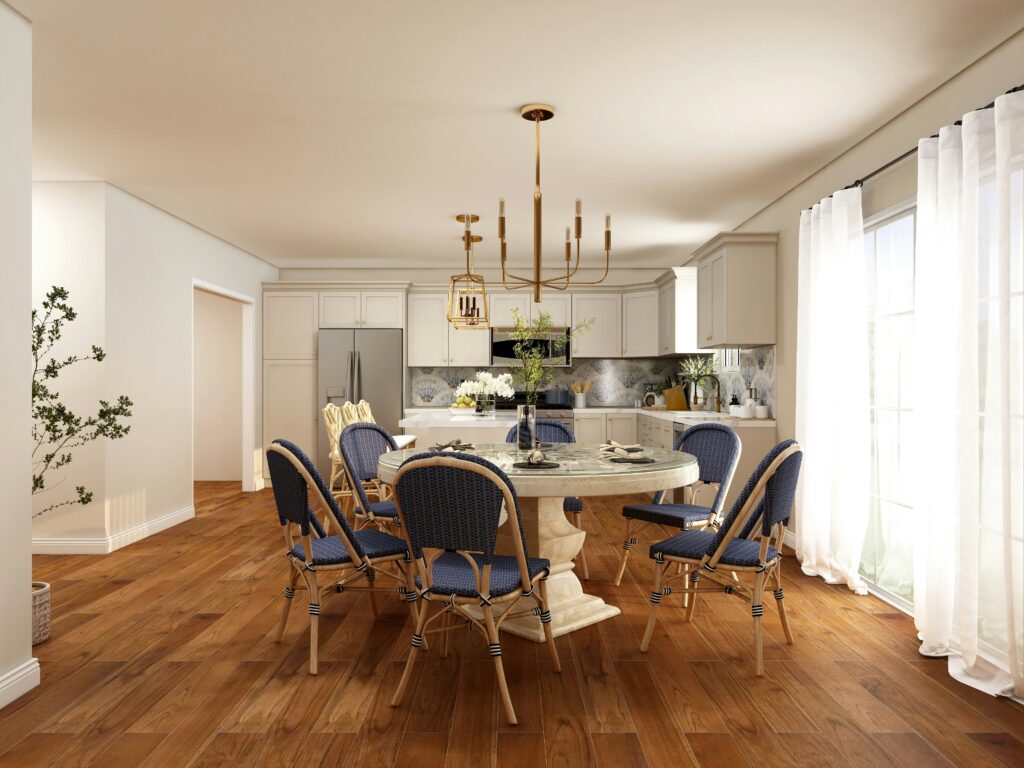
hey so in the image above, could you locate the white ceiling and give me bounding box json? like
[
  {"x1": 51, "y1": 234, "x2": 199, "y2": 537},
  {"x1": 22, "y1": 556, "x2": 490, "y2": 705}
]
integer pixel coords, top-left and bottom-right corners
[{"x1": 15, "y1": 1, "x2": 1024, "y2": 269}]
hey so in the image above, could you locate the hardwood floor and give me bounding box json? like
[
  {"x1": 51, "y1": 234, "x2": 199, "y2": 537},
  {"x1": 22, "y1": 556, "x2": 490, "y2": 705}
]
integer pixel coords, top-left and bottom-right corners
[{"x1": 5, "y1": 481, "x2": 1024, "y2": 767}]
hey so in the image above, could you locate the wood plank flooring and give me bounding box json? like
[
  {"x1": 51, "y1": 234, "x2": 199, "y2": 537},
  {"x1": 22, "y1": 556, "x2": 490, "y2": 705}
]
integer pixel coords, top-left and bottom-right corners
[{"x1": 4, "y1": 481, "x2": 1024, "y2": 767}]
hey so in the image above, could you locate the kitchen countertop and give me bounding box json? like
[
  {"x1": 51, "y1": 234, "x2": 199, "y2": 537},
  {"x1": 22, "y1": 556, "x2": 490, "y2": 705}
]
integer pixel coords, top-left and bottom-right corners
[{"x1": 403, "y1": 406, "x2": 775, "y2": 428}]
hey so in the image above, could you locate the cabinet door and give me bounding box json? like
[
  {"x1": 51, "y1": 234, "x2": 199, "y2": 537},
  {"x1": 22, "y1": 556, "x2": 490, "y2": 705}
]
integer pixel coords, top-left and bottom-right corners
[
  {"x1": 656, "y1": 419, "x2": 674, "y2": 449},
  {"x1": 263, "y1": 359, "x2": 317, "y2": 476},
  {"x1": 573, "y1": 413, "x2": 607, "y2": 445},
  {"x1": 490, "y1": 293, "x2": 531, "y2": 329},
  {"x1": 407, "y1": 294, "x2": 449, "y2": 366},
  {"x1": 448, "y1": 326, "x2": 491, "y2": 367},
  {"x1": 697, "y1": 260, "x2": 715, "y2": 349},
  {"x1": 622, "y1": 291, "x2": 658, "y2": 357},
  {"x1": 362, "y1": 291, "x2": 405, "y2": 328},
  {"x1": 607, "y1": 413, "x2": 638, "y2": 445},
  {"x1": 673, "y1": 267, "x2": 702, "y2": 353},
  {"x1": 319, "y1": 292, "x2": 360, "y2": 328},
  {"x1": 571, "y1": 294, "x2": 622, "y2": 358},
  {"x1": 533, "y1": 294, "x2": 571, "y2": 327},
  {"x1": 264, "y1": 292, "x2": 318, "y2": 359},
  {"x1": 711, "y1": 255, "x2": 726, "y2": 346},
  {"x1": 658, "y1": 284, "x2": 674, "y2": 355}
]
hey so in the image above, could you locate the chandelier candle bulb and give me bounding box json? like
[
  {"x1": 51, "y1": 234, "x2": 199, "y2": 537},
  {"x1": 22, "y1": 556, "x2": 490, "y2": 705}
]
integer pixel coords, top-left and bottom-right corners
[{"x1": 575, "y1": 198, "x2": 581, "y2": 216}]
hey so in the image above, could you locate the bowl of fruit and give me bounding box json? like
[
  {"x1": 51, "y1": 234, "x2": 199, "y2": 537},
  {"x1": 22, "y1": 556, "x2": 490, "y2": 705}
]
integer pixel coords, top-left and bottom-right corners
[{"x1": 449, "y1": 395, "x2": 478, "y2": 414}]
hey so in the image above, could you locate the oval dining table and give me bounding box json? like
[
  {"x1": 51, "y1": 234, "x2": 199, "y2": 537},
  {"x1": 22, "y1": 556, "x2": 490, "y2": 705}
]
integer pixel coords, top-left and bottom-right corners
[{"x1": 378, "y1": 443, "x2": 699, "y2": 642}]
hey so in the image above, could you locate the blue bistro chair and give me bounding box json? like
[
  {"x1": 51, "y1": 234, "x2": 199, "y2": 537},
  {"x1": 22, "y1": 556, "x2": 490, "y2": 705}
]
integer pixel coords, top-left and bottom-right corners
[
  {"x1": 389, "y1": 451, "x2": 560, "y2": 726},
  {"x1": 639, "y1": 440, "x2": 804, "y2": 676},
  {"x1": 265, "y1": 439, "x2": 417, "y2": 675},
  {"x1": 613, "y1": 423, "x2": 741, "y2": 586},
  {"x1": 505, "y1": 419, "x2": 589, "y2": 580},
  {"x1": 339, "y1": 423, "x2": 400, "y2": 531}
]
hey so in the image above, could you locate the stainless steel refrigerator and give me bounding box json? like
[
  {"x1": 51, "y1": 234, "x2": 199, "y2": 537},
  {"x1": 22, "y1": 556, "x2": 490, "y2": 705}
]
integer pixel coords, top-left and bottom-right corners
[{"x1": 317, "y1": 328, "x2": 404, "y2": 478}]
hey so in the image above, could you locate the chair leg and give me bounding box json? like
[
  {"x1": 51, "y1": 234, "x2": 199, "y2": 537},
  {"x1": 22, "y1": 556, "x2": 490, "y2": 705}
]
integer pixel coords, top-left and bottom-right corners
[
  {"x1": 537, "y1": 579, "x2": 561, "y2": 673},
  {"x1": 640, "y1": 560, "x2": 667, "y2": 652},
  {"x1": 277, "y1": 567, "x2": 299, "y2": 642},
  {"x1": 439, "y1": 610, "x2": 450, "y2": 659},
  {"x1": 772, "y1": 565, "x2": 794, "y2": 645},
  {"x1": 391, "y1": 596, "x2": 430, "y2": 708},
  {"x1": 752, "y1": 571, "x2": 766, "y2": 676},
  {"x1": 613, "y1": 519, "x2": 636, "y2": 587},
  {"x1": 482, "y1": 604, "x2": 517, "y2": 725},
  {"x1": 572, "y1": 510, "x2": 590, "y2": 581},
  {"x1": 684, "y1": 569, "x2": 699, "y2": 623},
  {"x1": 366, "y1": 569, "x2": 379, "y2": 619},
  {"x1": 680, "y1": 565, "x2": 690, "y2": 609},
  {"x1": 303, "y1": 570, "x2": 321, "y2": 675}
]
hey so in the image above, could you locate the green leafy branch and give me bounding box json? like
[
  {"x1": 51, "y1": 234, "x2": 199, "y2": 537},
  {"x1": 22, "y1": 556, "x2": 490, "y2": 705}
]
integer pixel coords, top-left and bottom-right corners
[
  {"x1": 32, "y1": 286, "x2": 133, "y2": 518},
  {"x1": 509, "y1": 308, "x2": 591, "y2": 404}
]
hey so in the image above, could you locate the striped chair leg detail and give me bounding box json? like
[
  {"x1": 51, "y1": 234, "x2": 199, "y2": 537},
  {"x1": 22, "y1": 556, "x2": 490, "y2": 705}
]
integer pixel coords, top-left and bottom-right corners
[
  {"x1": 482, "y1": 603, "x2": 517, "y2": 725},
  {"x1": 537, "y1": 578, "x2": 561, "y2": 674},
  {"x1": 773, "y1": 566, "x2": 794, "y2": 645},
  {"x1": 640, "y1": 560, "x2": 667, "y2": 652},
  {"x1": 277, "y1": 568, "x2": 299, "y2": 642},
  {"x1": 391, "y1": 593, "x2": 430, "y2": 709},
  {"x1": 365, "y1": 566, "x2": 379, "y2": 618},
  {"x1": 613, "y1": 520, "x2": 637, "y2": 586},
  {"x1": 303, "y1": 570, "x2": 320, "y2": 675},
  {"x1": 684, "y1": 568, "x2": 700, "y2": 623},
  {"x1": 752, "y1": 571, "x2": 766, "y2": 676}
]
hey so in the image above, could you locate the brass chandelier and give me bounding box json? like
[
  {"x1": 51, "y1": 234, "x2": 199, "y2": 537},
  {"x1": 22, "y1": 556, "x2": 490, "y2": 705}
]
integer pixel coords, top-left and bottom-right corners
[
  {"x1": 446, "y1": 213, "x2": 489, "y2": 330},
  {"x1": 497, "y1": 104, "x2": 612, "y2": 302}
]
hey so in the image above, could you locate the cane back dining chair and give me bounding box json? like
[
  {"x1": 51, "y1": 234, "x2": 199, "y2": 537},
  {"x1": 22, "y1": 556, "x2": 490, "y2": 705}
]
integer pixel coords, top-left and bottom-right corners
[
  {"x1": 339, "y1": 422, "x2": 404, "y2": 531},
  {"x1": 265, "y1": 439, "x2": 418, "y2": 674},
  {"x1": 613, "y1": 423, "x2": 741, "y2": 586},
  {"x1": 389, "y1": 452, "x2": 561, "y2": 725},
  {"x1": 505, "y1": 419, "x2": 589, "y2": 580},
  {"x1": 638, "y1": 439, "x2": 803, "y2": 675}
]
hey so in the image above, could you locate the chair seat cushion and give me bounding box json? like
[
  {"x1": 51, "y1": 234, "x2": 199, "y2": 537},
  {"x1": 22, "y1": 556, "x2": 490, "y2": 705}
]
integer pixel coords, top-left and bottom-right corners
[
  {"x1": 563, "y1": 497, "x2": 583, "y2": 513},
  {"x1": 290, "y1": 529, "x2": 407, "y2": 566},
  {"x1": 358, "y1": 500, "x2": 398, "y2": 519},
  {"x1": 426, "y1": 552, "x2": 550, "y2": 598},
  {"x1": 623, "y1": 502, "x2": 712, "y2": 529},
  {"x1": 649, "y1": 529, "x2": 778, "y2": 567}
]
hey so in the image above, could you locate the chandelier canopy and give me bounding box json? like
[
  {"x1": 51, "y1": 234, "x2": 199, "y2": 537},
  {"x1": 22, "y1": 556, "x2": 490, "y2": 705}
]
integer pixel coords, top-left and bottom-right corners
[{"x1": 497, "y1": 104, "x2": 612, "y2": 302}]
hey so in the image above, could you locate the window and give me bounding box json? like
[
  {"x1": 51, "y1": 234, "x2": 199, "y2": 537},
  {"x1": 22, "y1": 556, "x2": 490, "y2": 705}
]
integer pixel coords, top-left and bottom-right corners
[{"x1": 861, "y1": 205, "x2": 916, "y2": 603}]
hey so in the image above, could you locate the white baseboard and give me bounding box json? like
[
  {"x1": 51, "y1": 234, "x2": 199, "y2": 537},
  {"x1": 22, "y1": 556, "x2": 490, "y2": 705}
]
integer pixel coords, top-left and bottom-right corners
[
  {"x1": 32, "y1": 505, "x2": 195, "y2": 555},
  {"x1": 0, "y1": 658, "x2": 40, "y2": 710},
  {"x1": 784, "y1": 530, "x2": 796, "y2": 550}
]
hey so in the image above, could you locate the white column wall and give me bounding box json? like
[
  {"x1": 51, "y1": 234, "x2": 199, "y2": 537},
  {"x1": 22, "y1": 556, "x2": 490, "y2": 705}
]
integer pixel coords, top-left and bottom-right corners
[
  {"x1": 193, "y1": 288, "x2": 243, "y2": 481},
  {"x1": 0, "y1": 0, "x2": 39, "y2": 708}
]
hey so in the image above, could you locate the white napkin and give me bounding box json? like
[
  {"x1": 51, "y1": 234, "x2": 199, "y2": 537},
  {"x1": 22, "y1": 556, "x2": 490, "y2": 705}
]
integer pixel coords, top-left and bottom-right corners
[{"x1": 598, "y1": 440, "x2": 643, "y2": 457}]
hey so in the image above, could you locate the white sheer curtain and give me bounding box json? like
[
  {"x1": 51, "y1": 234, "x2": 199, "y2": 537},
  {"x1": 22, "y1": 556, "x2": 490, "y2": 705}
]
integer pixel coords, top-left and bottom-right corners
[
  {"x1": 913, "y1": 90, "x2": 1024, "y2": 702},
  {"x1": 796, "y1": 187, "x2": 870, "y2": 594}
]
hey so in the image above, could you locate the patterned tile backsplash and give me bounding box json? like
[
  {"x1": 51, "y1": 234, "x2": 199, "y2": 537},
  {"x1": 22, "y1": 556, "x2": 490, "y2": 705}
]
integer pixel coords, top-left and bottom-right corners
[{"x1": 409, "y1": 346, "x2": 775, "y2": 416}]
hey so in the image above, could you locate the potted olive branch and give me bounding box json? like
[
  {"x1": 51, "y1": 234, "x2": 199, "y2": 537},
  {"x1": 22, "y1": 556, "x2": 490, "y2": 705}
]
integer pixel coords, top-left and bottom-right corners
[{"x1": 30, "y1": 286, "x2": 133, "y2": 644}]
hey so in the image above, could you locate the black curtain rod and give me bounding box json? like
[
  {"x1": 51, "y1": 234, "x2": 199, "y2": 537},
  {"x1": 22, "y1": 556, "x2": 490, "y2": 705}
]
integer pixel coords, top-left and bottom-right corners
[{"x1": 804, "y1": 82, "x2": 1024, "y2": 211}]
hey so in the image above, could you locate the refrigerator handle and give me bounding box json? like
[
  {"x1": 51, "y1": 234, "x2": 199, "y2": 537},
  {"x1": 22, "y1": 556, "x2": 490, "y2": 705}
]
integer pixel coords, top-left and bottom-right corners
[
  {"x1": 354, "y1": 351, "x2": 362, "y2": 402},
  {"x1": 346, "y1": 350, "x2": 354, "y2": 402}
]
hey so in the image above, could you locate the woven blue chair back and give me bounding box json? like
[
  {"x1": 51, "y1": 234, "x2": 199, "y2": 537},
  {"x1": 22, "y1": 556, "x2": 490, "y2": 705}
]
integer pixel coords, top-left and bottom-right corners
[
  {"x1": 267, "y1": 439, "x2": 362, "y2": 555},
  {"x1": 711, "y1": 440, "x2": 802, "y2": 555},
  {"x1": 505, "y1": 419, "x2": 575, "y2": 445},
  {"x1": 394, "y1": 452, "x2": 527, "y2": 564},
  {"x1": 340, "y1": 423, "x2": 398, "y2": 512},
  {"x1": 674, "y1": 423, "x2": 740, "y2": 515}
]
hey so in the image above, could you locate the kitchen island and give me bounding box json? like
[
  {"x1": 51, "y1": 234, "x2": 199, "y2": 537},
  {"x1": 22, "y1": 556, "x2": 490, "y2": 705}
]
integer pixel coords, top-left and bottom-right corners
[{"x1": 398, "y1": 411, "x2": 518, "y2": 447}]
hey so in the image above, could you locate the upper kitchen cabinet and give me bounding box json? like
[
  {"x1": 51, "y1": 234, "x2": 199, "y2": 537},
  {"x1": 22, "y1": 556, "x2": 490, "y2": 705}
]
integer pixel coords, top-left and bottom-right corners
[
  {"x1": 657, "y1": 267, "x2": 702, "y2": 355},
  {"x1": 320, "y1": 290, "x2": 404, "y2": 328},
  {"x1": 264, "y1": 291, "x2": 319, "y2": 359},
  {"x1": 692, "y1": 232, "x2": 777, "y2": 348},
  {"x1": 533, "y1": 293, "x2": 571, "y2": 327},
  {"x1": 572, "y1": 293, "x2": 622, "y2": 358},
  {"x1": 622, "y1": 290, "x2": 659, "y2": 357},
  {"x1": 489, "y1": 293, "x2": 531, "y2": 329},
  {"x1": 407, "y1": 292, "x2": 489, "y2": 367}
]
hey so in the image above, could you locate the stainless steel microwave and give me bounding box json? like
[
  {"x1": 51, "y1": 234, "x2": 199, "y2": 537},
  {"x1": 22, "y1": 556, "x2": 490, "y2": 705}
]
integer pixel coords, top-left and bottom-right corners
[{"x1": 490, "y1": 328, "x2": 571, "y2": 367}]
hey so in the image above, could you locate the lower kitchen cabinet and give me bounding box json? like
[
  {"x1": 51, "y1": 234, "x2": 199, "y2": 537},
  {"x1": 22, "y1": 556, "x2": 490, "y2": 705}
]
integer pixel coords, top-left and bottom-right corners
[
  {"x1": 606, "y1": 413, "x2": 638, "y2": 444},
  {"x1": 573, "y1": 412, "x2": 607, "y2": 445}
]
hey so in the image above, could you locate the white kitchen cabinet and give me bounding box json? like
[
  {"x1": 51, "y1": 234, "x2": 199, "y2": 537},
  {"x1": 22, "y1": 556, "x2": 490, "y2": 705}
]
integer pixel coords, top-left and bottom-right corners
[
  {"x1": 448, "y1": 325, "x2": 490, "y2": 367},
  {"x1": 262, "y1": 359, "x2": 317, "y2": 475},
  {"x1": 407, "y1": 294, "x2": 450, "y2": 366},
  {"x1": 320, "y1": 290, "x2": 404, "y2": 328},
  {"x1": 408, "y1": 292, "x2": 489, "y2": 367},
  {"x1": 489, "y1": 293, "x2": 531, "y2": 329},
  {"x1": 571, "y1": 294, "x2": 622, "y2": 358},
  {"x1": 658, "y1": 267, "x2": 702, "y2": 355},
  {"x1": 533, "y1": 293, "x2": 572, "y2": 327},
  {"x1": 606, "y1": 413, "x2": 638, "y2": 445},
  {"x1": 637, "y1": 412, "x2": 673, "y2": 449},
  {"x1": 573, "y1": 412, "x2": 607, "y2": 445},
  {"x1": 622, "y1": 290, "x2": 659, "y2": 357},
  {"x1": 692, "y1": 232, "x2": 777, "y2": 349},
  {"x1": 264, "y1": 292, "x2": 318, "y2": 359}
]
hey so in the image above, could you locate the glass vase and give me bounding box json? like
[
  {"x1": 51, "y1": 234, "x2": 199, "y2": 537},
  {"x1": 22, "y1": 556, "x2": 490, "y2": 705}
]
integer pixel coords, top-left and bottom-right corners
[
  {"x1": 516, "y1": 404, "x2": 537, "y2": 451},
  {"x1": 476, "y1": 395, "x2": 495, "y2": 414}
]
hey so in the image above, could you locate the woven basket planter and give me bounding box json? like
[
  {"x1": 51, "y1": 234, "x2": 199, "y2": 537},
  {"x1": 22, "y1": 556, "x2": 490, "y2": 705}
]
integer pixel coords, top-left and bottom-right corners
[{"x1": 32, "y1": 582, "x2": 51, "y2": 645}]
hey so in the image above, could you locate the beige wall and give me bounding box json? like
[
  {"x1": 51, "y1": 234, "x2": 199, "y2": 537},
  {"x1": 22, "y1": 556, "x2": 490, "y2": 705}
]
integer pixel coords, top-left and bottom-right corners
[
  {"x1": 193, "y1": 288, "x2": 243, "y2": 481},
  {"x1": 0, "y1": 0, "x2": 38, "y2": 707},
  {"x1": 730, "y1": 29, "x2": 1024, "y2": 444}
]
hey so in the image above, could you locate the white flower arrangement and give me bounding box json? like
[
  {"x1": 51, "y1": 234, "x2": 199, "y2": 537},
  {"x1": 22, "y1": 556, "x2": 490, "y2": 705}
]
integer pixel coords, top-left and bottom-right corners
[{"x1": 455, "y1": 371, "x2": 514, "y2": 399}]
